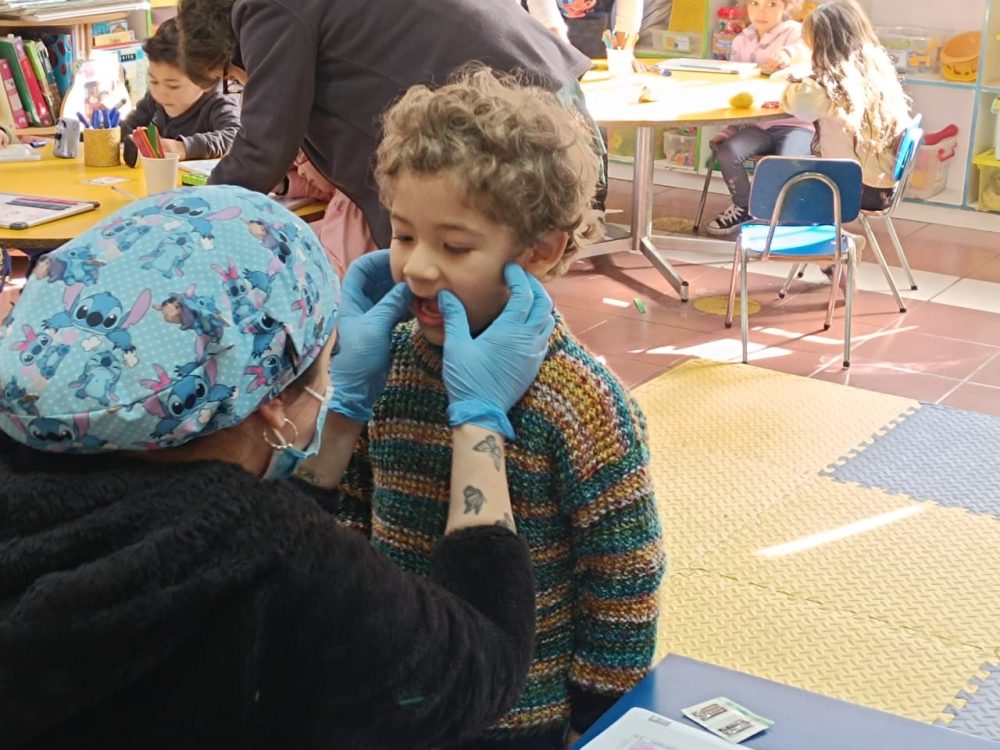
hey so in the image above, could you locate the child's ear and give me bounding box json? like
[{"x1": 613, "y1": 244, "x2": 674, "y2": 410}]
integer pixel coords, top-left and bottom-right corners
[{"x1": 521, "y1": 230, "x2": 569, "y2": 279}]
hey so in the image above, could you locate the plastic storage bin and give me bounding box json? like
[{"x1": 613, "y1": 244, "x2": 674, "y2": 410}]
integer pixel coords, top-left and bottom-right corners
[
  {"x1": 905, "y1": 123, "x2": 959, "y2": 200},
  {"x1": 940, "y1": 31, "x2": 981, "y2": 82},
  {"x1": 662, "y1": 128, "x2": 697, "y2": 168},
  {"x1": 649, "y1": 29, "x2": 703, "y2": 57},
  {"x1": 876, "y1": 26, "x2": 943, "y2": 73},
  {"x1": 972, "y1": 150, "x2": 1000, "y2": 212}
]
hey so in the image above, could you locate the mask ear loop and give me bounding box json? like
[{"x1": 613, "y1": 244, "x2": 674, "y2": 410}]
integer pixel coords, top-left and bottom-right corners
[{"x1": 263, "y1": 418, "x2": 299, "y2": 451}]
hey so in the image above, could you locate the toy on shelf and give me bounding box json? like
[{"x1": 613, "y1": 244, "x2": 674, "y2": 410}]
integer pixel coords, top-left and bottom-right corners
[
  {"x1": 711, "y1": 1, "x2": 746, "y2": 60},
  {"x1": 906, "y1": 123, "x2": 958, "y2": 200},
  {"x1": 972, "y1": 151, "x2": 1000, "y2": 212},
  {"x1": 662, "y1": 127, "x2": 697, "y2": 168},
  {"x1": 876, "y1": 27, "x2": 943, "y2": 74},
  {"x1": 992, "y1": 97, "x2": 1000, "y2": 160},
  {"x1": 939, "y1": 31, "x2": 981, "y2": 82}
]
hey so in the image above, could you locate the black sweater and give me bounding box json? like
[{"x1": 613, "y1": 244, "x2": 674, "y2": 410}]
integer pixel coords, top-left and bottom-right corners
[
  {"x1": 209, "y1": 0, "x2": 591, "y2": 246},
  {"x1": 0, "y1": 436, "x2": 536, "y2": 748}
]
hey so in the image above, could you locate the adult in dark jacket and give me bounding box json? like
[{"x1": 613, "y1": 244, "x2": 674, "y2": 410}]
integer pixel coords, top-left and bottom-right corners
[
  {"x1": 0, "y1": 185, "x2": 556, "y2": 748},
  {"x1": 174, "y1": 0, "x2": 597, "y2": 248}
]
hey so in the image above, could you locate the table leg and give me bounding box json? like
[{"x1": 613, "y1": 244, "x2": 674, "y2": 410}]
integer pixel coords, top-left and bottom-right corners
[{"x1": 633, "y1": 126, "x2": 689, "y2": 302}]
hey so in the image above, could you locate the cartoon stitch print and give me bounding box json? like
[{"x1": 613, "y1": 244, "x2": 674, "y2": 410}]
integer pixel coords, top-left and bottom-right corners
[
  {"x1": 139, "y1": 195, "x2": 242, "y2": 251},
  {"x1": 140, "y1": 232, "x2": 197, "y2": 279},
  {"x1": 10, "y1": 325, "x2": 71, "y2": 380},
  {"x1": 32, "y1": 245, "x2": 105, "y2": 286},
  {"x1": 0, "y1": 377, "x2": 40, "y2": 416},
  {"x1": 290, "y1": 267, "x2": 321, "y2": 327},
  {"x1": 5, "y1": 413, "x2": 106, "y2": 451},
  {"x1": 211, "y1": 256, "x2": 282, "y2": 324},
  {"x1": 246, "y1": 219, "x2": 300, "y2": 265},
  {"x1": 243, "y1": 311, "x2": 286, "y2": 358},
  {"x1": 154, "y1": 285, "x2": 228, "y2": 360},
  {"x1": 68, "y1": 349, "x2": 123, "y2": 407},
  {"x1": 244, "y1": 353, "x2": 287, "y2": 395},
  {"x1": 140, "y1": 359, "x2": 236, "y2": 441},
  {"x1": 100, "y1": 214, "x2": 157, "y2": 253},
  {"x1": 42, "y1": 284, "x2": 152, "y2": 368}
]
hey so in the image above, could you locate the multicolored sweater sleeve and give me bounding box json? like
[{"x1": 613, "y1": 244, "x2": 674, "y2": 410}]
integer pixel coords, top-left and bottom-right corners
[
  {"x1": 537, "y1": 352, "x2": 665, "y2": 730},
  {"x1": 336, "y1": 426, "x2": 374, "y2": 537}
]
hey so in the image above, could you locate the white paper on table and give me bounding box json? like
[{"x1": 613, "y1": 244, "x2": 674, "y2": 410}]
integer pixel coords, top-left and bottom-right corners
[{"x1": 580, "y1": 708, "x2": 748, "y2": 750}]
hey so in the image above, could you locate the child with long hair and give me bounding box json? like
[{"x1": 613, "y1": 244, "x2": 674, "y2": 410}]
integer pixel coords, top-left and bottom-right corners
[
  {"x1": 782, "y1": 0, "x2": 912, "y2": 212},
  {"x1": 706, "y1": 0, "x2": 814, "y2": 236}
]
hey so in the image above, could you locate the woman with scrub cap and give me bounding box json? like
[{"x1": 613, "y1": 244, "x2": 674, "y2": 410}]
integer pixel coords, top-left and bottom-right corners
[{"x1": 0, "y1": 185, "x2": 554, "y2": 748}]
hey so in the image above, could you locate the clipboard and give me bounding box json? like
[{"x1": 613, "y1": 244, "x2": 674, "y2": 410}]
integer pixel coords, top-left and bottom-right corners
[{"x1": 0, "y1": 192, "x2": 100, "y2": 230}]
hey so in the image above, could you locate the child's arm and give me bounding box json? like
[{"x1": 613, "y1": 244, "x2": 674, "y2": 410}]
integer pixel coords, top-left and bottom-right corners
[
  {"x1": 525, "y1": 0, "x2": 568, "y2": 41},
  {"x1": 562, "y1": 392, "x2": 665, "y2": 735},
  {"x1": 781, "y1": 76, "x2": 833, "y2": 122},
  {"x1": 175, "y1": 95, "x2": 242, "y2": 160},
  {"x1": 119, "y1": 92, "x2": 156, "y2": 136}
]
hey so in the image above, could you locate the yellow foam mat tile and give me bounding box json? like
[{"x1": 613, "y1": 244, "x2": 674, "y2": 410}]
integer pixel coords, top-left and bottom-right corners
[
  {"x1": 658, "y1": 570, "x2": 988, "y2": 723},
  {"x1": 693, "y1": 476, "x2": 1000, "y2": 653},
  {"x1": 634, "y1": 360, "x2": 917, "y2": 479}
]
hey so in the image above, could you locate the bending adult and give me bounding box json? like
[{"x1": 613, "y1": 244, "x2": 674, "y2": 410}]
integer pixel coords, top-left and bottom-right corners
[
  {"x1": 174, "y1": 0, "x2": 601, "y2": 248},
  {"x1": 0, "y1": 186, "x2": 555, "y2": 748}
]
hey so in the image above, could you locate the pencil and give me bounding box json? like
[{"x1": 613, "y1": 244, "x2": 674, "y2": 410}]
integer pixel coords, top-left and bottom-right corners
[{"x1": 110, "y1": 185, "x2": 140, "y2": 201}]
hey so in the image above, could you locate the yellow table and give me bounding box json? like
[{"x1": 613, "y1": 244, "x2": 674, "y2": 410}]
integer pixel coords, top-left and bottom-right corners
[
  {"x1": 582, "y1": 67, "x2": 787, "y2": 301},
  {"x1": 0, "y1": 146, "x2": 326, "y2": 251}
]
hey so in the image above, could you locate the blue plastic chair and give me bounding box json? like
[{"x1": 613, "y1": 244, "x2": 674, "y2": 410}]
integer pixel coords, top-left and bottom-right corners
[
  {"x1": 724, "y1": 156, "x2": 864, "y2": 367},
  {"x1": 779, "y1": 115, "x2": 923, "y2": 307}
]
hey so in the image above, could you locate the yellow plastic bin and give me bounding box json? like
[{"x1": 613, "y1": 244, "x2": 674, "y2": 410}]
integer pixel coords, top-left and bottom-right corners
[
  {"x1": 939, "y1": 31, "x2": 981, "y2": 82},
  {"x1": 972, "y1": 150, "x2": 1000, "y2": 213}
]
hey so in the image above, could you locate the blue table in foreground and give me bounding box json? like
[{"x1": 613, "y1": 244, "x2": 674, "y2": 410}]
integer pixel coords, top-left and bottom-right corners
[{"x1": 577, "y1": 655, "x2": 1000, "y2": 749}]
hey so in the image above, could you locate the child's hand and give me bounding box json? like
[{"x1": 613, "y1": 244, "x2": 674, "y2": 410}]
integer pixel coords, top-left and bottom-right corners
[
  {"x1": 0, "y1": 130, "x2": 9, "y2": 147},
  {"x1": 159, "y1": 138, "x2": 186, "y2": 160},
  {"x1": 760, "y1": 49, "x2": 791, "y2": 74},
  {"x1": 439, "y1": 264, "x2": 554, "y2": 440}
]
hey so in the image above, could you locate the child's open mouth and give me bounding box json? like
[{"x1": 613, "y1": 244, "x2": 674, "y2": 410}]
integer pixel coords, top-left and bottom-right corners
[{"x1": 413, "y1": 296, "x2": 443, "y2": 327}]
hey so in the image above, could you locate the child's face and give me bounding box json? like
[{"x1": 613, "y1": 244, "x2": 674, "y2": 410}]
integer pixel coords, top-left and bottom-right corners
[
  {"x1": 747, "y1": 0, "x2": 785, "y2": 34},
  {"x1": 148, "y1": 61, "x2": 205, "y2": 118},
  {"x1": 388, "y1": 170, "x2": 528, "y2": 347}
]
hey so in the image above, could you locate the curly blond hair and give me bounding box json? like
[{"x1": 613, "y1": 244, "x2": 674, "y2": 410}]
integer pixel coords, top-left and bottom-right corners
[
  {"x1": 375, "y1": 65, "x2": 601, "y2": 279},
  {"x1": 803, "y1": 0, "x2": 911, "y2": 153}
]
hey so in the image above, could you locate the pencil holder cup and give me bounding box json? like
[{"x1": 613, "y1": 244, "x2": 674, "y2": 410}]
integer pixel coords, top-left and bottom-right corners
[
  {"x1": 140, "y1": 154, "x2": 181, "y2": 195},
  {"x1": 83, "y1": 128, "x2": 122, "y2": 167}
]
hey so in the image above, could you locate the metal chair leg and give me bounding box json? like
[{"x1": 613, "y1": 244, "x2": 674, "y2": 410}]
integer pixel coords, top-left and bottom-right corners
[
  {"x1": 725, "y1": 242, "x2": 740, "y2": 328},
  {"x1": 844, "y1": 247, "x2": 856, "y2": 368},
  {"x1": 859, "y1": 215, "x2": 907, "y2": 313},
  {"x1": 885, "y1": 216, "x2": 917, "y2": 290},
  {"x1": 740, "y1": 245, "x2": 750, "y2": 364},
  {"x1": 824, "y1": 256, "x2": 839, "y2": 330},
  {"x1": 778, "y1": 263, "x2": 799, "y2": 298},
  {"x1": 693, "y1": 155, "x2": 716, "y2": 234}
]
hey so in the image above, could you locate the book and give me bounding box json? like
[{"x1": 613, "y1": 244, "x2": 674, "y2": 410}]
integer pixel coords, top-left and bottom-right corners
[
  {"x1": 27, "y1": 39, "x2": 62, "y2": 116},
  {"x1": 0, "y1": 1, "x2": 149, "y2": 22},
  {"x1": 0, "y1": 192, "x2": 99, "y2": 230},
  {"x1": 41, "y1": 33, "x2": 73, "y2": 97},
  {"x1": 654, "y1": 58, "x2": 761, "y2": 77},
  {"x1": 0, "y1": 35, "x2": 52, "y2": 126},
  {"x1": 93, "y1": 30, "x2": 135, "y2": 47},
  {"x1": 23, "y1": 39, "x2": 58, "y2": 122},
  {"x1": 0, "y1": 57, "x2": 28, "y2": 128}
]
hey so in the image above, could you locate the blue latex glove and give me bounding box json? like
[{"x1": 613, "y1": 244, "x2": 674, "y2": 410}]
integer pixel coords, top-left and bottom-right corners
[
  {"x1": 439, "y1": 264, "x2": 555, "y2": 441},
  {"x1": 330, "y1": 250, "x2": 412, "y2": 423}
]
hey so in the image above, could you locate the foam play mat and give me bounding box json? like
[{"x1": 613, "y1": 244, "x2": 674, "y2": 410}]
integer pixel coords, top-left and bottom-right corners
[{"x1": 635, "y1": 360, "x2": 1000, "y2": 740}]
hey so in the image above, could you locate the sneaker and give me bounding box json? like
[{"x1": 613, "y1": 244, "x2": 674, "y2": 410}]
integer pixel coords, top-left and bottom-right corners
[{"x1": 706, "y1": 204, "x2": 749, "y2": 236}]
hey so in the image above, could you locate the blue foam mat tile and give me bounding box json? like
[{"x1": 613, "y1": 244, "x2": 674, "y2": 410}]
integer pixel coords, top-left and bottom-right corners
[
  {"x1": 822, "y1": 404, "x2": 1000, "y2": 518},
  {"x1": 938, "y1": 662, "x2": 1000, "y2": 741}
]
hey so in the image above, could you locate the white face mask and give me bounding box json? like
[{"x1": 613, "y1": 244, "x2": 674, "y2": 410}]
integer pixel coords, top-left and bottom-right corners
[{"x1": 262, "y1": 384, "x2": 333, "y2": 480}]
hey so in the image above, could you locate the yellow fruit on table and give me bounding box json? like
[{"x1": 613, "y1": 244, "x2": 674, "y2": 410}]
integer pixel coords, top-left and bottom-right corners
[{"x1": 729, "y1": 91, "x2": 754, "y2": 108}]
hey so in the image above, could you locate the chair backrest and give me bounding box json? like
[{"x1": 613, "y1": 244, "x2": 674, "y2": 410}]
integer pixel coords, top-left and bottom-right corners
[
  {"x1": 748, "y1": 157, "x2": 863, "y2": 225},
  {"x1": 888, "y1": 115, "x2": 924, "y2": 212}
]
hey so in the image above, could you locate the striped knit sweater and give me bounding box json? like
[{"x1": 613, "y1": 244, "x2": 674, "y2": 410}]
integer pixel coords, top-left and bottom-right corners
[{"x1": 337, "y1": 316, "x2": 666, "y2": 739}]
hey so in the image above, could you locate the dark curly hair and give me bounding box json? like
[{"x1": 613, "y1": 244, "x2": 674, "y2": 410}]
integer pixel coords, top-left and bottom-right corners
[{"x1": 175, "y1": 0, "x2": 236, "y2": 88}]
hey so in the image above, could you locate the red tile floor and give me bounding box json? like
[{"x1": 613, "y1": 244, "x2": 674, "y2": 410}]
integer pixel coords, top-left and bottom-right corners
[{"x1": 551, "y1": 178, "x2": 1000, "y2": 417}]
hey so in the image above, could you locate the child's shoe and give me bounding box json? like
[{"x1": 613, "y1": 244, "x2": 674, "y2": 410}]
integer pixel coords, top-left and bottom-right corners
[{"x1": 706, "y1": 204, "x2": 749, "y2": 236}]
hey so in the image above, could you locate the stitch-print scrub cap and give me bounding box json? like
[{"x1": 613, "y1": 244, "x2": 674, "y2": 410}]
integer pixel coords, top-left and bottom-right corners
[{"x1": 0, "y1": 185, "x2": 338, "y2": 453}]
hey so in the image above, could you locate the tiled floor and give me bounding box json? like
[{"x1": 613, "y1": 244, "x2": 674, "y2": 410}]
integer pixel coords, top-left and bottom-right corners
[{"x1": 552, "y1": 178, "x2": 1000, "y2": 417}]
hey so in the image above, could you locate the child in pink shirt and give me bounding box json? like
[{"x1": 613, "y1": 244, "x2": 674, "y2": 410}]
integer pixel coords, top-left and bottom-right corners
[
  {"x1": 706, "y1": 0, "x2": 814, "y2": 236},
  {"x1": 280, "y1": 151, "x2": 376, "y2": 277}
]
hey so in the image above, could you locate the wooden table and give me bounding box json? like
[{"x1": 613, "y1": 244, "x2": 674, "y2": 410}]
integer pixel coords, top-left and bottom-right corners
[
  {"x1": 582, "y1": 67, "x2": 788, "y2": 301},
  {"x1": 0, "y1": 146, "x2": 326, "y2": 252}
]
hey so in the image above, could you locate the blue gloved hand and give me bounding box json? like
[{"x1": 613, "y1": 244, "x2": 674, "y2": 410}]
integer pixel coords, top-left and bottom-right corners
[
  {"x1": 330, "y1": 250, "x2": 412, "y2": 423},
  {"x1": 439, "y1": 264, "x2": 555, "y2": 441}
]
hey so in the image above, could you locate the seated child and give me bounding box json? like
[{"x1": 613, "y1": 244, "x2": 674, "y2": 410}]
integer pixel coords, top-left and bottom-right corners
[
  {"x1": 120, "y1": 19, "x2": 240, "y2": 166},
  {"x1": 330, "y1": 67, "x2": 666, "y2": 749},
  {"x1": 706, "y1": 0, "x2": 814, "y2": 236},
  {"x1": 782, "y1": 0, "x2": 910, "y2": 213},
  {"x1": 275, "y1": 150, "x2": 376, "y2": 278}
]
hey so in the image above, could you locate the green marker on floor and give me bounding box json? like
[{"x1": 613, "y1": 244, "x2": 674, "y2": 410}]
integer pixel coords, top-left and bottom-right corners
[{"x1": 634, "y1": 298, "x2": 647, "y2": 313}]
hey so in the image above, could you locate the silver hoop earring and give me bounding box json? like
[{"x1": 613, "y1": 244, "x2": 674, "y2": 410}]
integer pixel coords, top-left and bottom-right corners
[{"x1": 262, "y1": 418, "x2": 299, "y2": 451}]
